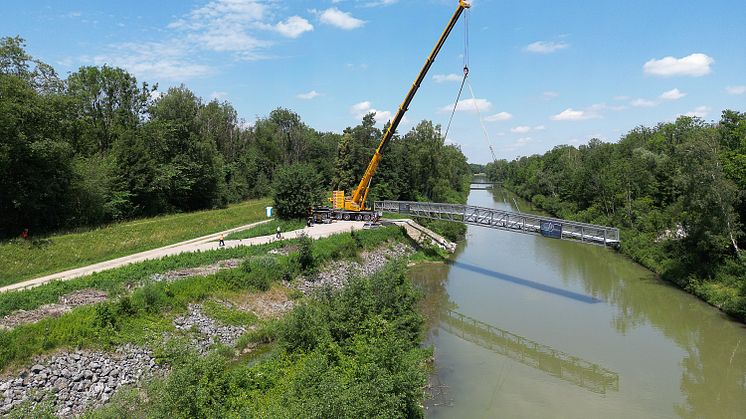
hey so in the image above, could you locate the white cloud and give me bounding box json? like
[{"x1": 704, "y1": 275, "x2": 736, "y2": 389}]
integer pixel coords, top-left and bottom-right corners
[
  {"x1": 543, "y1": 91, "x2": 559, "y2": 100},
  {"x1": 660, "y1": 88, "x2": 686, "y2": 100},
  {"x1": 508, "y1": 125, "x2": 545, "y2": 133},
  {"x1": 274, "y1": 16, "x2": 313, "y2": 38},
  {"x1": 525, "y1": 41, "x2": 569, "y2": 54},
  {"x1": 614, "y1": 95, "x2": 630, "y2": 101},
  {"x1": 440, "y1": 98, "x2": 492, "y2": 113},
  {"x1": 345, "y1": 63, "x2": 369, "y2": 71},
  {"x1": 643, "y1": 53, "x2": 714, "y2": 77},
  {"x1": 433, "y1": 73, "x2": 462, "y2": 83},
  {"x1": 683, "y1": 106, "x2": 710, "y2": 118},
  {"x1": 551, "y1": 108, "x2": 599, "y2": 121},
  {"x1": 209, "y1": 91, "x2": 228, "y2": 100},
  {"x1": 485, "y1": 112, "x2": 513, "y2": 122},
  {"x1": 365, "y1": 0, "x2": 398, "y2": 6},
  {"x1": 318, "y1": 8, "x2": 365, "y2": 30},
  {"x1": 350, "y1": 101, "x2": 392, "y2": 124},
  {"x1": 87, "y1": 41, "x2": 214, "y2": 81},
  {"x1": 150, "y1": 90, "x2": 164, "y2": 101},
  {"x1": 725, "y1": 85, "x2": 746, "y2": 95},
  {"x1": 297, "y1": 90, "x2": 320, "y2": 100},
  {"x1": 504, "y1": 137, "x2": 534, "y2": 151},
  {"x1": 511, "y1": 126, "x2": 531, "y2": 133},
  {"x1": 171, "y1": 0, "x2": 269, "y2": 55},
  {"x1": 630, "y1": 98, "x2": 657, "y2": 108}
]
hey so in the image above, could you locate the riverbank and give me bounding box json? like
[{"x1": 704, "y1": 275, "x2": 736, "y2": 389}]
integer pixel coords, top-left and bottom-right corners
[
  {"x1": 495, "y1": 184, "x2": 746, "y2": 323},
  {"x1": 1, "y1": 225, "x2": 443, "y2": 417}
]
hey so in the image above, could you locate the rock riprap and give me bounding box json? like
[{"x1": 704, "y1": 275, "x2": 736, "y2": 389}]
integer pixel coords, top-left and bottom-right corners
[
  {"x1": 173, "y1": 304, "x2": 247, "y2": 352},
  {"x1": 295, "y1": 242, "x2": 414, "y2": 295},
  {"x1": 0, "y1": 345, "x2": 158, "y2": 417}
]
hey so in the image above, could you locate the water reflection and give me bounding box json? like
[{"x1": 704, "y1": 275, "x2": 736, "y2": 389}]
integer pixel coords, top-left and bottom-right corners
[{"x1": 440, "y1": 309, "x2": 619, "y2": 394}]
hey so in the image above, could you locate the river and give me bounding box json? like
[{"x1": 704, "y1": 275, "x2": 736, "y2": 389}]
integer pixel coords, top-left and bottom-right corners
[{"x1": 413, "y1": 188, "x2": 746, "y2": 418}]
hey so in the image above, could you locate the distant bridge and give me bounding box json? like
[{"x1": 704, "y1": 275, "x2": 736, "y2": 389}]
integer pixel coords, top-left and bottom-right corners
[
  {"x1": 440, "y1": 309, "x2": 620, "y2": 394},
  {"x1": 469, "y1": 180, "x2": 500, "y2": 190},
  {"x1": 374, "y1": 200, "x2": 620, "y2": 247}
]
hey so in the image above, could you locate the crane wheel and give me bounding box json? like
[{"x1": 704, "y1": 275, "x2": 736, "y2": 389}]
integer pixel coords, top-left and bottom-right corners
[
  {"x1": 363, "y1": 214, "x2": 371, "y2": 221},
  {"x1": 356, "y1": 214, "x2": 362, "y2": 221},
  {"x1": 343, "y1": 213, "x2": 350, "y2": 221}
]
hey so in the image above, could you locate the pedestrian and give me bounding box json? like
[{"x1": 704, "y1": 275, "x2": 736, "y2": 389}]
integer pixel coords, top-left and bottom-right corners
[
  {"x1": 276, "y1": 226, "x2": 281, "y2": 239},
  {"x1": 219, "y1": 233, "x2": 225, "y2": 247},
  {"x1": 20, "y1": 228, "x2": 29, "y2": 240}
]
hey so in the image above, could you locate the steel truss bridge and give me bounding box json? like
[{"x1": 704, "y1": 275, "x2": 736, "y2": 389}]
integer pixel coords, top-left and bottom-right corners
[
  {"x1": 374, "y1": 200, "x2": 620, "y2": 247},
  {"x1": 440, "y1": 309, "x2": 620, "y2": 394}
]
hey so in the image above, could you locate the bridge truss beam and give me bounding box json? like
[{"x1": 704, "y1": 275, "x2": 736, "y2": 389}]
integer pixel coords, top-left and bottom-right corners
[{"x1": 374, "y1": 200, "x2": 620, "y2": 247}]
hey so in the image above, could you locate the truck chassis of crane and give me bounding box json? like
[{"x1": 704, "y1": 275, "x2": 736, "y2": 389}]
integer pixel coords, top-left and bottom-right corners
[{"x1": 309, "y1": 207, "x2": 381, "y2": 224}]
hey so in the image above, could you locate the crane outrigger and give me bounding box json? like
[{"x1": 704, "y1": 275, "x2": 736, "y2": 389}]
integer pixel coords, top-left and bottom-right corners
[{"x1": 311, "y1": 0, "x2": 471, "y2": 223}]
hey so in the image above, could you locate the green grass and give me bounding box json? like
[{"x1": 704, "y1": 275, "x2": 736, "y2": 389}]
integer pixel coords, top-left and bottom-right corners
[
  {"x1": 203, "y1": 300, "x2": 258, "y2": 327},
  {"x1": 0, "y1": 198, "x2": 271, "y2": 287},
  {"x1": 224, "y1": 218, "x2": 306, "y2": 241},
  {"x1": 0, "y1": 226, "x2": 410, "y2": 371}
]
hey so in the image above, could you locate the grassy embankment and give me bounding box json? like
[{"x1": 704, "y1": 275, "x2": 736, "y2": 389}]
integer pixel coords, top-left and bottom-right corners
[
  {"x1": 3, "y1": 226, "x2": 435, "y2": 418},
  {"x1": 0, "y1": 198, "x2": 271, "y2": 287}
]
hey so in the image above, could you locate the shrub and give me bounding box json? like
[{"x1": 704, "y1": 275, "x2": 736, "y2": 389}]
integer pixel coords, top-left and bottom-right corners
[
  {"x1": 240, "y1": 256, "x2": 280, "y2": 291},
  {"x1": 138, "y1": 283, "x2": 168, "y2": 314},
  {"x1": 298, "y1": 234, "x2": 315, "y2": 273},
  {"x1": 272, "y1": 164, "x2": 322, "y2": 219},
  {"x1": 94, "y1": 302, "x2": 118, "y2": 330}
]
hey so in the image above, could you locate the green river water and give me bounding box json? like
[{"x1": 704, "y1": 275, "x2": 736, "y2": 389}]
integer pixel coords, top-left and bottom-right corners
[{"x1": 413, "y1": 188, "x2": 746, "y2": 418}]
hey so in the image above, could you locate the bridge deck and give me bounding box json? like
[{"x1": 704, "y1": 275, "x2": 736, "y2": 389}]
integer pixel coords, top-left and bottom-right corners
[{"x1": 374, "y1": 200, "x2": 620, "y2": 247}]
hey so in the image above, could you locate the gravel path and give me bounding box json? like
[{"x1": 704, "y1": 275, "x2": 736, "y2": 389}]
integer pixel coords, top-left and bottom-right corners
[{"x1": 0, "y1": 220, "x2": 368, "y2": 294}]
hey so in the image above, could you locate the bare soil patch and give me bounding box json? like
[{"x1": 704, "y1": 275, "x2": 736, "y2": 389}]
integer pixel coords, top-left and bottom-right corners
[{"x1": 0, "y1": 289, "x2": 108, "y2": 330}]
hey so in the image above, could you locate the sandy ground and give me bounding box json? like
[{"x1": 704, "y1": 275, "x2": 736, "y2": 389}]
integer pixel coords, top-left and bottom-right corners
[{"x1": 0, "y1": 220, "x2": 366, "y2": 294}]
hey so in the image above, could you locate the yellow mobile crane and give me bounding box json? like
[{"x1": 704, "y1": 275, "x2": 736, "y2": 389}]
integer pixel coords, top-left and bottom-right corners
[{"x1": 312, "y1": 0, "x2": 471, "y2": 223}]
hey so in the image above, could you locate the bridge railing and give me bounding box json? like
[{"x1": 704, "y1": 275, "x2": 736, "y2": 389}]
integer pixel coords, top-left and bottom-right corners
[{"x1": 374, "y1": 200, "x2": 620, "y2": 247}]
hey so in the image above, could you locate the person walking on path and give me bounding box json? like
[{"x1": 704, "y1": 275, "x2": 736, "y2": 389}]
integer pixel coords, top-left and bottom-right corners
[
  {"x1": 219, "y1": 233, "x2": 225, "y2": 247},
  {"x1": 276, "y1": 226, "x2": 282, "y2": 239}
]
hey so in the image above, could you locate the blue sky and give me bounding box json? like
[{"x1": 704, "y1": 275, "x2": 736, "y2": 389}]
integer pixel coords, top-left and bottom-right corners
[{"x1": 3, "y1": 0, "x2": 745, "y2": 163}]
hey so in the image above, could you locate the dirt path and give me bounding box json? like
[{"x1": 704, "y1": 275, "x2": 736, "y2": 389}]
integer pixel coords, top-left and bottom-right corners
[{"x1": 0, "y1": 220, "x2": 369, "y2": 294}]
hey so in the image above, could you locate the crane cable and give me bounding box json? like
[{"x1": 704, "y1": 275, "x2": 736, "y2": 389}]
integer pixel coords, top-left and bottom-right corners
[
  {"x1": 466, "y1": 78, "x2": 497, "y2": 162},
  {"x1": 443, "y1": 67, "x2": 468, "y2": 142},
  {"x1": 443, "y1": 8, "x2": 470, "y2": 143}
]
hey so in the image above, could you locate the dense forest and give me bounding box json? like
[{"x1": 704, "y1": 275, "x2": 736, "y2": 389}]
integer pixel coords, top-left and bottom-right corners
[
  {"x1": 486, "y1": 112, "x2": 746, "y2": 321},
  {"x1": 0, "y1": 36, "x2": 471, "y2": 239}
]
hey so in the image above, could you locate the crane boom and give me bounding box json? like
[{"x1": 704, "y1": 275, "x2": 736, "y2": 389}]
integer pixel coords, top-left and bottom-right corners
[{"x1": 332, "y1": 0, "x2": 471, "y2": 216}]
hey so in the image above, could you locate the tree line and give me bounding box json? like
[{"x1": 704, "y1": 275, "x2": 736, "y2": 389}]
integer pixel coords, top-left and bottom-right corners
[
  {"x1": 486, "y1": 112, "x2": 746, "y2": 320},
  {"x1": 0, "y1": 36, "x2": 471, "y2": 238}
]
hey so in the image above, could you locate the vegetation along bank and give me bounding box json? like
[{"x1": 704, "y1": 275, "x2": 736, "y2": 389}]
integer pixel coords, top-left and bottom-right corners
[
  {"x1": 486, "y1": 111, "x2": 746, "y2": 322},
  {"x1": 0, "y1": 225, "x2": 450, "y2": 417}
]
